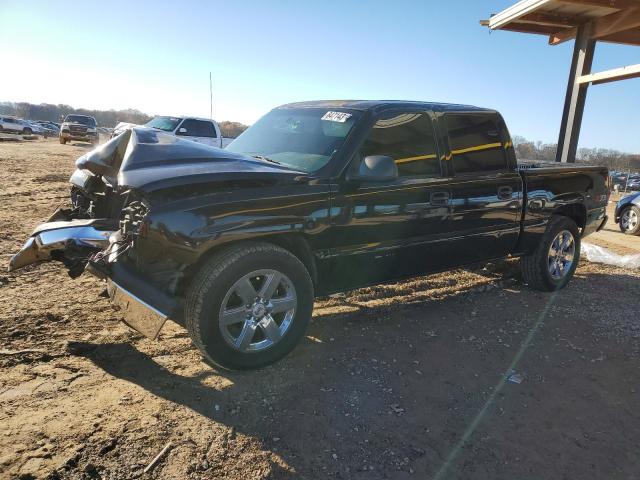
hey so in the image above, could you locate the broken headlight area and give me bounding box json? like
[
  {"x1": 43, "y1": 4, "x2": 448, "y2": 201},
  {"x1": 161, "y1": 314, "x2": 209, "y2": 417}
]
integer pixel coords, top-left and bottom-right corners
[
  {"x1": 83, "y1": 200, "x2": 151, "y2": 276},
  {"x1": 120, "y1": 200, "x2": 150, "y2": 238}
]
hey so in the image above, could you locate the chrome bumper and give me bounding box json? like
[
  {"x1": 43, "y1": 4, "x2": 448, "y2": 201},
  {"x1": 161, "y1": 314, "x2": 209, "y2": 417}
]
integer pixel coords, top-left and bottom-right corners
[
  {"x1": 9, "y1": 218, "x2": 177, "y2": 340},
  {"x1": 8, "y1": 220, "x2": 113, "y2": 271},
  {"x1": 107, "y1": 278, "x2": 168, "y2": 340}
]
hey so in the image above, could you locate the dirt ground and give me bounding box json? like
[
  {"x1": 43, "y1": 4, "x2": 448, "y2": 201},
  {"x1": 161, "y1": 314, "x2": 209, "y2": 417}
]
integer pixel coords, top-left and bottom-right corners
[{"x1": 1, "y1": 138, "x2": 640, "y2": 480}]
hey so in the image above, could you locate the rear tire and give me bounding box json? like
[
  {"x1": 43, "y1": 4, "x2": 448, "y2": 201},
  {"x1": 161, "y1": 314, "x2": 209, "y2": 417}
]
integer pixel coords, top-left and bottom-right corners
[
  {"x1": 619, "y1": 206, "x2": 640, "y2": 235},
  {"x1": 22, "y1": 127, "x2": 32, "y2": 135},
  {"x1": 520, "y1": 215, "x2": 580, "y2": 292},
  {"x1": 185, "y1": 242, "x2": 314, "y2": 370}
]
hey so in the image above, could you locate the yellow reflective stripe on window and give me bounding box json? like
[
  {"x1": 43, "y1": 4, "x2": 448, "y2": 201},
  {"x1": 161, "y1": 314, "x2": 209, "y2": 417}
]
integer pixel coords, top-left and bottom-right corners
[
  {"x1": 451, "y1": 142, "x2": 503, "y2": 156},
  {"x1": 394, "y1": 153, "x2": 438, "y2": 164}
]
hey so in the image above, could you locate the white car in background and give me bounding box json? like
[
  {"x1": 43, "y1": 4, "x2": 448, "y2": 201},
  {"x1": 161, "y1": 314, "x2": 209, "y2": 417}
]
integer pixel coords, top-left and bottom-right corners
[
  {"x1": 112, "y1": 116, "x2": 233, "y2": 148},
  {"x1": 0, "y1": 116, "x2": 49, "y2": 135}
]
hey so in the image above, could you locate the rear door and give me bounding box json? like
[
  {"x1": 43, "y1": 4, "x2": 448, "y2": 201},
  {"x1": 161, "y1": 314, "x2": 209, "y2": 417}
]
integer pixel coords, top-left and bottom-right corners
[
  {"x1": 325, "y1": 110, "x2": 453, "y2": 291},
  {"x1": 175, "y1": 119, "x2": 218, "y2": 146},
  {"x1": 442, "y1": 112, "x2": 522, "y2": 264},
  {"x1": 5, "y1": 118, "x2": 21, "y2": 132}
]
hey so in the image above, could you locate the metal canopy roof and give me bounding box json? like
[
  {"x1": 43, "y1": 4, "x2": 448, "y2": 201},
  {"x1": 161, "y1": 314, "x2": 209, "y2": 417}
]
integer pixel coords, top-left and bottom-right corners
[
  {"x1": 481, "y1": 0, "x2": 640, "y2": 163},
  {"x1": 481, "y1": 0, "x2": 640, "y2": 46}
]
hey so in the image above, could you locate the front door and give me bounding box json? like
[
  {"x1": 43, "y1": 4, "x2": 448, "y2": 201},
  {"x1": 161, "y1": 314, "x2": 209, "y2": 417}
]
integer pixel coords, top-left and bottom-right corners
[{"x1": 322, "y1": 111, "x2": 453, "y2": 292}]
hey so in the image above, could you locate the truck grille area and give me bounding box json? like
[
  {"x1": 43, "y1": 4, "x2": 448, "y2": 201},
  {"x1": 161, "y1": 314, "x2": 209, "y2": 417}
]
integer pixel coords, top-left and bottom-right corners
[
  {"x1": 69, "y1": 125, "x2": 87, "y2": 135},
  {"x1": 120, "y1": 201, "x2": 149, "y2": 238}
]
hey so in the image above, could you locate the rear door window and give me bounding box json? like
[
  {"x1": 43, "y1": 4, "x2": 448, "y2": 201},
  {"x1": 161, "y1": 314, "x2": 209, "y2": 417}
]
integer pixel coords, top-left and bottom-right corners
[
  {"x1": 178, "y1": 119, "x2": 217, "y2": 138},
  {"x1": 445, "y1": 113, "x2": 507, "y2": 174},
  {"x1": 359, "y1": 112, "x2": 440, "y2": 178}
]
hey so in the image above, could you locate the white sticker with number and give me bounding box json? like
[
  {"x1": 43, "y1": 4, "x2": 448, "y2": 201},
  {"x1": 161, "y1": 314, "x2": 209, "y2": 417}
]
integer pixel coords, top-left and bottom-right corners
[{"x1": 321, "y1": 111, "x2": 352, "y2": 123}]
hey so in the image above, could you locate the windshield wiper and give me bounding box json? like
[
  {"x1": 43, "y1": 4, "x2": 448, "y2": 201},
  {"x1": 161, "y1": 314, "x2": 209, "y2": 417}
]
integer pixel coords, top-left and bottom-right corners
[{"x1": 251, "y1": 155, "x2": 282, "y2": 165}]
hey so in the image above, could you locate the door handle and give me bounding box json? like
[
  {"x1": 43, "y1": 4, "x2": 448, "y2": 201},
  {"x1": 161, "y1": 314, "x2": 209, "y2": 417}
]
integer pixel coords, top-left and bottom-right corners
[
  {"x1": 497, "y1": 186, "x2": 513, "y2": 200},
  {"x1": 431, "y1": 191, "x2": 450, "y2": 205}
]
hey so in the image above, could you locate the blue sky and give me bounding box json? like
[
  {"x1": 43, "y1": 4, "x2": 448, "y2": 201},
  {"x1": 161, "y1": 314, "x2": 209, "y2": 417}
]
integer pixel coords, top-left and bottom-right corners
[{"x1": 1, "y1": 0, "x2": 638, "y2": 152}]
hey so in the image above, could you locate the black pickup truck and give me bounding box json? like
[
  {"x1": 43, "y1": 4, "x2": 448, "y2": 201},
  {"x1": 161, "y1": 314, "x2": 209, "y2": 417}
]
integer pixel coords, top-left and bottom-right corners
[{"x1": 9, "y1": 101, "x2": 609, "y2": 369}]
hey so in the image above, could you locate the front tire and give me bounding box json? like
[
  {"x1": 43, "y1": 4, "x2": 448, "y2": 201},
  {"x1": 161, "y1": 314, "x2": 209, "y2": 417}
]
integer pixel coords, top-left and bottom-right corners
[
  {"x1": 520, "y1": 215, "x2": 580, "y2": 292},
  {"x1": 59, "y1": 136, "x2": 66, "y2": 144},
  {"x1": 185, "y1": 242, "x2": 314, "y2": 370},
  {"x1": 619, "y1": 206, "x2": 640, "y2": 235},
  {"x1": 22, "y1": 127, "x2": 32, "y2": 135}
]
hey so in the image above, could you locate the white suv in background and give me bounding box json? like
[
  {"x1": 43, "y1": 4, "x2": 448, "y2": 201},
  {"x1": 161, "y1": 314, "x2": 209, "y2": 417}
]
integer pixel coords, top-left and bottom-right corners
[
  {"x1": 1, "y1": 116, "x2": 50, "y2": 135},
  {"x1": 112, "y1": 116, "x2": 232, "y2": 148},
  {"x1": 1, "y1": 116, "x2": 23, "y2": 133},
  {"x1": 1, "y1": 116, "x2": 32, "y2": 134}
]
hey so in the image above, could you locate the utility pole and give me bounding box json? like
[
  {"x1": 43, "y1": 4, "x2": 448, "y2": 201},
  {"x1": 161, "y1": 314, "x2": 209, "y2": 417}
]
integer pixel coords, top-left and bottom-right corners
[{"x1": 209, "y1": 72, "x2": 213, "y2": 120}]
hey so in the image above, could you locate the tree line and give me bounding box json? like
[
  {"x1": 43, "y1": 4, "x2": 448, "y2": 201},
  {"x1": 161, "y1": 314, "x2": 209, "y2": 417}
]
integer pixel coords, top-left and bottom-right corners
[
  {"x1": 1, "y1": 102, "x2": 635, "y2": 159},
  {"x1": 0, "y1": 101, "x2": 249, "y2": 138},
  {"x1": 512, "y1": 135, "x2": 640, "y2": 172}
]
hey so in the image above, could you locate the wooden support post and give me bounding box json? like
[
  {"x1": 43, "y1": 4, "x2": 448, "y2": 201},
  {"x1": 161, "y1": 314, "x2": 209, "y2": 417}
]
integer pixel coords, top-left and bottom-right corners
[{"x1": 556, "y1": 25, "x2": 596, "y2": 163}]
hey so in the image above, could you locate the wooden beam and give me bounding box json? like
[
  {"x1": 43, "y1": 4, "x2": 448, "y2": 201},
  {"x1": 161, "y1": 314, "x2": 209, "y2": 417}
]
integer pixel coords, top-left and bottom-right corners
[
  {"x1": 557, "y1": 0, "x2": 640, "y2": 9},
  {"x1": 519, "y1": 12, "x2": 580, "y2": 27},
  {"x1": 600, "y1": 27, "x2": 640, "y2": 45},
  {"x1": 557, "y1": 24, "x2": 596, "y2": 163},
  {"x1": 503, "y1": 22, "x2": 565, "y2": 35},
  {"x1": 577, "y1": 64, "x2": 640, "y2": 84},
  {"x1": 549, "y1": 6, "x2": 640, "y2": 45}
]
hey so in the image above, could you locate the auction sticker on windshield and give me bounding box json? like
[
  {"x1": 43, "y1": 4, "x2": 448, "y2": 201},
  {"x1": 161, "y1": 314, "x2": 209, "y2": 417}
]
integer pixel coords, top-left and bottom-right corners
[{"x1": 321, "y1": 111, "x2": 352, "y2": 123}]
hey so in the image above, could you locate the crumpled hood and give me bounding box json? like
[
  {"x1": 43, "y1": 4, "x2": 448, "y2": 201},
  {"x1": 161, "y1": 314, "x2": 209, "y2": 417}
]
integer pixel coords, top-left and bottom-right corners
[
  {"x1": 75, "y1": 127, "x2": 307, "y2": 195},
  {"x1": 119, "y1": 157, "x2": 307, "y2": 194}
]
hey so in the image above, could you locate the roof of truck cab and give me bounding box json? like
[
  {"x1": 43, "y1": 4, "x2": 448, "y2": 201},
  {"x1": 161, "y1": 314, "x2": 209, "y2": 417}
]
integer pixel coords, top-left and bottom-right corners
[{"x1": 279, "y1": 100, "x2": 495, "y2": 113}]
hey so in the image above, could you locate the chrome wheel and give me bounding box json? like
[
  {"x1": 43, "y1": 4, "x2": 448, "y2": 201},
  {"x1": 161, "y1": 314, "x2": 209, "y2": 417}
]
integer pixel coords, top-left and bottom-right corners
[
  {"x1": 548, "y1": 230, "x2": 575, "y2": 280},
  {"x1": 621, "y1": 208, "x2": 639, "y2": 232},
  {"x1": 219, "y1": 269, "x2": 297, "y2": 353}
]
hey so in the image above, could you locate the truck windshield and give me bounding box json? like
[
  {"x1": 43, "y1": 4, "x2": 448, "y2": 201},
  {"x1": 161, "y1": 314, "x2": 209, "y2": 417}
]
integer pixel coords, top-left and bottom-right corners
[
  {"x1": 146, "y1": 116, "x2": 181, "y2": 132},
  {"x1": 226, "y1": 108, "x2": 360, "y2": 173},
  {"x1": 65, "y1": 115, "x2": 96, "y2": 127}
]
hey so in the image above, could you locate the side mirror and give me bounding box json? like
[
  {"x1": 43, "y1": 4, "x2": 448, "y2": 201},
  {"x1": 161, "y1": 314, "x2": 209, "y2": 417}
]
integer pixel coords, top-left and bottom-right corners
[
  {"x1": 177, "y1": 127, "x2": 187, "y2": 134},
  {"x1": 349, "y1": 155, "x2": 397, "y2": 183}
]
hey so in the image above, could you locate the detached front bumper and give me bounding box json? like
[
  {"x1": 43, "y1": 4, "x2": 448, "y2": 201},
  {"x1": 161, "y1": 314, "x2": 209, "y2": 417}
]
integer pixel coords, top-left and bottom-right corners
[
  {"x1": 8, "y1": 219, "x2": 114, "y2": 272},
  {"x1": 8, "y1": 217, "x2": 181, "y2": 339}
]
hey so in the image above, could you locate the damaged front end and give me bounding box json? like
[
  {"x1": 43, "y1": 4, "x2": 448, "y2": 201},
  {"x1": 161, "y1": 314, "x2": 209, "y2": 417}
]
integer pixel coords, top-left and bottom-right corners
[
  {"x1": 8, "y1": 126, "x2": 284, "y2": 340},
  {"x1": 7, "y1": 128, "x2": 184, "y2": 339},
  {"x1": 8, "y1": 199, "x2": 177, "y2": 340}
]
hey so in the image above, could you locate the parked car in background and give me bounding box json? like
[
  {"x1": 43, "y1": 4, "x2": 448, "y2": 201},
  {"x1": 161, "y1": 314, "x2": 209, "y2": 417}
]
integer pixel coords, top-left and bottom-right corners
[
  {"x1": 35, "y1": 121, "x2": 61, "y2": 135},
  {"x1": 9, "y1": 100, "x2": 609, "y2": 370},
  {"x1": 627, "y1": 179, "x2": 640, "y2": 191},
  {"x1": 616, "y1": 192, "x2": 640, "y2": 235},
  {"x1": 1, "y1": 116, "x2": 23, "y2": 133},
  {"x1": 1, "y1": 116, "x2": 52, "y2": 136},
  {"x1": 1, "y1": 116, "x2": 34, "y2": 134},
  {"x1": 24, "y1": 121, "x2": 54, "y2": 137},
  {"x1": 97, "y1": 126, "x2": 113, "y2": 136},
  {"x1": 59, "y1": 115, "x2": 98, "y2": 145},
  {"x1": 112, "y1": 116, "x2": 233, "y2": 148}
]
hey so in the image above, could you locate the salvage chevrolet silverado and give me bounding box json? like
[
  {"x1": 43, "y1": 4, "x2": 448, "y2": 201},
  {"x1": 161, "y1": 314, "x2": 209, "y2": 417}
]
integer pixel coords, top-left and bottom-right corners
[{"x1": 9, "y1": 101, "x2": 609, "y2": 369}]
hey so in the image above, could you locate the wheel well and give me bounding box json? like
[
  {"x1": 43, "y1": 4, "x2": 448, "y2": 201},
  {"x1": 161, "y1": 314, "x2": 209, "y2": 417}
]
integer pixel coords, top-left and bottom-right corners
[
  {"x1": 552, "y1": 204, "x2": 586, "y2": 230},
  {"x1": 178, "y1": 235, "x2": 318, "y2": 295}
]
